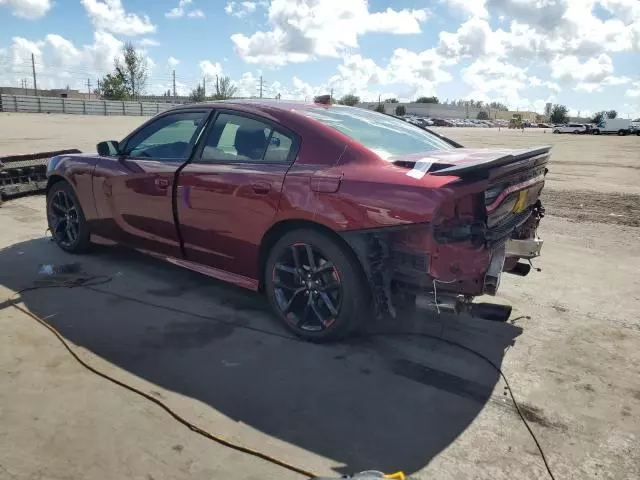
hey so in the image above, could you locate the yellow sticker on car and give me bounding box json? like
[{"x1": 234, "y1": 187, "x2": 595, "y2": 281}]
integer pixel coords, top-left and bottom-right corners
[{"x1": 513, "y1": 190, "x2": 528, "y2": 213}]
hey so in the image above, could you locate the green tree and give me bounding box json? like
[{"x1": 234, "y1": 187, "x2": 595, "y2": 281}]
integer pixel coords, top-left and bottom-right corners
[
  {"x1": 550, "y1": 104, "x2": 569, "y2": 124},
  {"x1": 416, "y1": 96, "x2": 439, "y2": 103},
  {"x1": 591, "y1": 111, "x2": 605, "y2": 124},
  {"x1": 606, "y1": 109, "x2": 618, "y2": 119},
  {"x1": 488, "y1": 101, "x2": 509, "y2": 111},
  {"x1": 95, "y1": 42, "x2": 148, "y2": 100},
  {"x1": 374, "y1": 103, "x2": 385, "y2": 113},
  {"x1": 477, "y1": 111, "x2": 489, "y2": 120},
  {"x1": 115, "y1": 42, "x2": 148, "y2": 98},
  {"x1": 94, "y1": 72, "x2": 128, "y2": 100},
  {"x1": 339, "y1": 94, "x2": 360, "y2": 106},
  {"x1": 395, "y1": 105, "x2": 406, "y2": 116},
  {"x1": 189, "y1": 84, "x2": 206, "y2": 103},
  {"x1": 210, "y1": 76, "x2": 237, "y2": 100},
  {"x1": 384, "y1": 98, "x2": 399, "y2": 103}
]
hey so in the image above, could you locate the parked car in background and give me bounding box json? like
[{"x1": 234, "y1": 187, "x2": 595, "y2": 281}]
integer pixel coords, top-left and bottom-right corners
[
  {"x1": 592, "y1": 118, "x2": 633, "y2": 135},
  {"x1": 432, "y1": 118, "x2": 454, "y2": 127},
  {"x1": 553, "y1": 123, "x2": 587, "y2": 134},
  {"x1": 45, "y1": 100, "x2": 549, "y2": 341}
]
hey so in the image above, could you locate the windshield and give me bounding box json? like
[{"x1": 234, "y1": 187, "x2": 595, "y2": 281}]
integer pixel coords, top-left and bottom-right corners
[{"x1": 295, "y1": 106, "x2": 454, "y2": 159}]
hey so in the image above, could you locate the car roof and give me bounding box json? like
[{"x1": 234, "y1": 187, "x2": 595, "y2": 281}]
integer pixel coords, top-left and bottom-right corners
[{"x1": 175, "y1": 98, "x2": 331, "y2": 115}]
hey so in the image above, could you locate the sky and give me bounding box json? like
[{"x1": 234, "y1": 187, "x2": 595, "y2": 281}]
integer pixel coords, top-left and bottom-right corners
[{"x1": 0, "y1": 0, "x2": 639, "y2": 118}]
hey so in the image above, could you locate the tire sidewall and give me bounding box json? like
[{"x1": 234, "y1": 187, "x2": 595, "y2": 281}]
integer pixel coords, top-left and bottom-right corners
[
  {"x1": 264, "y1": 229, "x2": 369, "y2": 342},
  {"x1": 47, "y1": 181, "x2": 90, "y2": 253}
]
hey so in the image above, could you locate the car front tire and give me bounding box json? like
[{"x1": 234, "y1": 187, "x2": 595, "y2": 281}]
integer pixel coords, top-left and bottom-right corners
[
  {"x1": 553, "y1": 129, "x2": 559, "y2": 134},
  {"x1": 46, "y1": 181, "x2": 90, "y2": 254},
  {"x1": 264, "y1": 228, "x2": 370, "y2": 342}
]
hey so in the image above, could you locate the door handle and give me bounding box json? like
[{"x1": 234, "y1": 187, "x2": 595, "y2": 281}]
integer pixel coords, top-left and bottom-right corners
[
  {"x1": 155, "y1": 178, "x2": 170, "y2": 189},
  {"x1": 251, "y1": 182, "x2": 271, "y2": 194}
]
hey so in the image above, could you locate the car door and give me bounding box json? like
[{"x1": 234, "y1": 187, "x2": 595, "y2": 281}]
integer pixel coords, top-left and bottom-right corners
[
  {"x1": 92, "y1": 109, "x2": 210, "y2": 258},
  {"x1": 176, "y1": 110, "x2": 299, "y2": 282}
]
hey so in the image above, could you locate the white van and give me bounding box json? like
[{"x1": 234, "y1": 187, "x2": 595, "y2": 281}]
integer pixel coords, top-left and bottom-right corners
[{"x1": 593, "y1": 118, "x2": 632, "y2": 135}]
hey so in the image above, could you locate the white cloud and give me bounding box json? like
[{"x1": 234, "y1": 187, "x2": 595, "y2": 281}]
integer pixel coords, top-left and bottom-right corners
[
  {"x1": 386, "y1": 48, "x2": 453, "y2": 96},
  {"x1": 166, "y1": 0, "x2": 205, "y2": 19},
  {"x1": 199, "y1": 60, "x2": 223, "y2": 79},
  {"x1": 462, "y1": 58, "x2": 528, "y2": 107},
  {"x1": 0, "y1": 32, "x2": 129, "y2": 91},
  {"x1": 528, "y1": 76, "x2": 561, "y2": 92},
  {"x1": 231, "y1": 0, "x2": 429, "y2": 65},
  {"x1": 318, "y1": 49, "x2": 452, "y2": 101},
  {"x1": 0, "y1": 0, "x2": 51, "y2": 19},
  {"x1": 626, "y1": 81, "x2": 640, "y2": 98},
  {"x1": 550, "y1": 53, "x2": 614, "y2": 85},
  {"x1": 437, "y1": 17, "x2": 501, "y2": 60},
  {"x1": 599, "y1": 0, "x2": 640, "y2": 23},
  {"x1": 167, "y1": 56, "x2": 180, "y2": 68},
  {"x1": 81, "y1": 0, "x2": 156, "y2": 36},
  {"x1": 364, "y1": 8, "x2": 429, "y2": 34},
  {"x1": 440, "y1": 0, "x2": 488, "y2": 18},
  {"x1": 166, "y1": 0, "x2": 190, "y2": 17},
  {"x1": 225, "y1": 1, "x2": 258, "y2": 18},
  {"x1": 139, "y1": 38, "x2": 160, "y2": 47}
]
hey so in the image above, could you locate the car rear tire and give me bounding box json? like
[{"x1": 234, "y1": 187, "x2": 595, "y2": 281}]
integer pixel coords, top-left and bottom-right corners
[
  {"x1": 573, "y1": 130, "x2": 580, "y2": 134},
  {"x1": 46, "y1": 181, "x2": 90, "y2": 254},
  {"x1": 264, "y1": 228, "x2": 370, "y2": 342},
  {"x1": 593, "y1": 129, "x2": 600, "y2": 135}
]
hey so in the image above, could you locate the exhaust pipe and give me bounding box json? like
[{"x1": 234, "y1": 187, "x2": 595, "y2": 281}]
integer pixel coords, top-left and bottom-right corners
[
  {"x1": 470, "y1": 303, "x2": 513, "y2": 322},
  {"x1": 507, "y1": 262, "x2": 531, "y2": 277}
]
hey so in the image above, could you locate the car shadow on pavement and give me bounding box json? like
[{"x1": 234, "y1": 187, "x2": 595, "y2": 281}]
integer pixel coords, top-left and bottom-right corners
[{"x1": 1, "y1": 237, "x2": 523, "y2": 476}]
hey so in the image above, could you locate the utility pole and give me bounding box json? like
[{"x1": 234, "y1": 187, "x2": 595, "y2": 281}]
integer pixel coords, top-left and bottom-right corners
[
  {"x1": 31, "y1": 53, "x2": 37, "y2": 96},
  {"x1": 259, "y1": 75, "x2": 264, "y2": 98},
  {"x1": 203, "y1": 76, "x2": 206, "y2": 97},
  {"x1": 86, "y1": 78, "x2": 92, "y2": 99},
  {"x1": 172, "y1": 70, "x2": 176, "y2": 97},
  {"x1": 330, "y1": 88, "x2": 333, "y2": 102},
  {"x1": 216, "y1": 75, "x2": 219, "y2": 96}
]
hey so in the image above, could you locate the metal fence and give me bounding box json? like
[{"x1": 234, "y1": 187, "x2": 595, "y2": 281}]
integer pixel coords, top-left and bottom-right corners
[{"x1": 0, "y1": 94, "x2": 182, "y2": 116}]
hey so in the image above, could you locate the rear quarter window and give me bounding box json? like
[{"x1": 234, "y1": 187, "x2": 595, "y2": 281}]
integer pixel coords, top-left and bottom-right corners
[{"x1": 295, "y1": 106, "x2": 454, "y2": 160}]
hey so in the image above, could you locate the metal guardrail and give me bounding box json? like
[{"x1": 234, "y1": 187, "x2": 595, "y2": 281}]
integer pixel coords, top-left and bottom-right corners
[{"x1": 0, "y1": 94, "x2": 181, "y2": 116}]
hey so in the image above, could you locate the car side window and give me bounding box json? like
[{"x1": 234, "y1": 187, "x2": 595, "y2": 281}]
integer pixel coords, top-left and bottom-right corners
[
  {"x1": 124, "y1": 111, "x2": 208, "y2": 161},
  {"x1": 199, "y1": 112, "x2": 294, "y2": 164},
  {"x1": 264, "y1": 130, "x2": 294, "y2": 163}
]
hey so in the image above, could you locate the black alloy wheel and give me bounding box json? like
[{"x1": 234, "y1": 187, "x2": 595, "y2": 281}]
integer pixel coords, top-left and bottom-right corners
[
  {"x1": 47, "y1": 182, "x2": 90, "y2": 253},
  {"x1": 272, "y1": 242, "x2": 343, "y2": 331},
  {"x1": 265, "y1": 229, "x2": 369, "y2": 342}
]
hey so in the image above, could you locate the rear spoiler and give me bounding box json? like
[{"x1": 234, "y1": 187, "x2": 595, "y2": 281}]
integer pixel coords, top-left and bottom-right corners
[{"x1": 430, "y1": 145, "x2": 551, "y2": 177}]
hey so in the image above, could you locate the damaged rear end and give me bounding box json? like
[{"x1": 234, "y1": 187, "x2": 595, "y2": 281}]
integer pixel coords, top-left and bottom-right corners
[{"x1": 346, "y1": 146, "x2": 550, "y2": 319}]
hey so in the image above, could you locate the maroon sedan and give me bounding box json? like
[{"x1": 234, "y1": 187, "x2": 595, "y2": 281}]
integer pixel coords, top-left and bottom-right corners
[{"x1": 46, "y1": 100, "x2": 548, "y2": 341}]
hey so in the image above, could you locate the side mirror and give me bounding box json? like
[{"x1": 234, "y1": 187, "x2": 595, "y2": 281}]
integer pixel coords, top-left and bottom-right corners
[{"x1": 97, "y1": 140, "x2": 120, "y2": 157}]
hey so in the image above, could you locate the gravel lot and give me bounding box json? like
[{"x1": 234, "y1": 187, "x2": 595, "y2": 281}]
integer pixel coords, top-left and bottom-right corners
[{"x1": 1, "y1": 113, "x2": 639, "y2": 480}]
